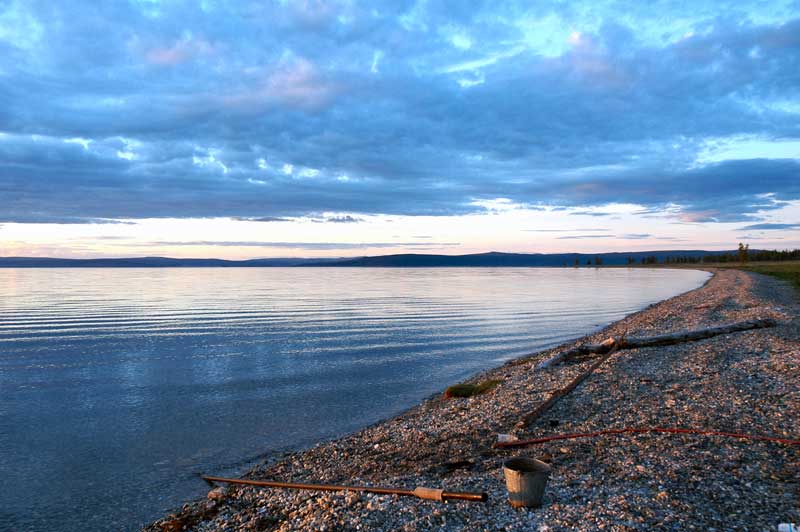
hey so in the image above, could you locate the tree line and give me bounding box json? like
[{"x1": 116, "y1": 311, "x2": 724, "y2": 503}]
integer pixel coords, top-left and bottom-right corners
[
  {"x1": 642, "y1": 245, "x2": 800, "y2": 265},
  {"x1": 564, "y1": 245, "x2": 799, "y2": 267}
]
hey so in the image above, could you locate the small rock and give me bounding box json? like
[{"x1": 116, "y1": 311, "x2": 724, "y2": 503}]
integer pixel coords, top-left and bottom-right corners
[{"x1": 207, "y1": 487, "x2": 226, "y2": 501}]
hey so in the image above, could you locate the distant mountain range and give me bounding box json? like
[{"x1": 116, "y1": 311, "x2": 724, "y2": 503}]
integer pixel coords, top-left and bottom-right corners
[
  {"x1": 0, "y1": 250, "x2": 738, "y2": 268},
  {"x1": 0, "y1": 256, "x2": 345, "y2": 267},
  {"x1": 325, "y1": 250, "x2": 736, "y2": 267}
]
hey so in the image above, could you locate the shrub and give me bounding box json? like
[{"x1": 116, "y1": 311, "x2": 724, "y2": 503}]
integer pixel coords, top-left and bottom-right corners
[{"x1": 444, "y1": 379, "x2": 503, "y2": 398}]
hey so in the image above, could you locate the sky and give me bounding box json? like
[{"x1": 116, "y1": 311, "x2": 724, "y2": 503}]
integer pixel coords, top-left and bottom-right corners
[{"x1": 1, "y1": 0, "x2": 799, "y2": 259}]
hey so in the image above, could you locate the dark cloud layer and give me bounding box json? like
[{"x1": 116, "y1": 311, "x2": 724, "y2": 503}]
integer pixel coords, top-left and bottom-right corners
[
  {"x1": 321, "y1": 215, "x2": 364, "y2": 223},
  {"x1": 0, "y1": 1, "x2": 798, "y2": 224},
  {"x1": 234, "y1": 216, "x2": 293, "y2": 222},
  {"x1": 740, "y1": 222, "x2": 800, "y2": 230},
  {"x1": 569, "y1": 212, "x2": 614, "y2": 217}
]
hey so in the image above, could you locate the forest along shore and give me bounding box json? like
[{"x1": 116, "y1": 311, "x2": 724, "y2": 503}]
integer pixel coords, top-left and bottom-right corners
[{"x1": 147, "y1": 269, "x2": 799, "y2": 531}]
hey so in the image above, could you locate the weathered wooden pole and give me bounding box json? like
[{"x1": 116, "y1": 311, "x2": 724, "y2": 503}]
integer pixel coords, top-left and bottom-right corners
[{"x1": 202, "y1": 475, "x2": 488, "y2": 503}]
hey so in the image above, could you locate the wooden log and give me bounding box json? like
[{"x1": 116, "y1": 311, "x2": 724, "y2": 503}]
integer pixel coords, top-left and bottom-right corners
[
  {"x1": 615, "y1": 318, "x2": 777, "y2": 349},
  {"x1": 535, "y1": 338, "x2": 615, "y2": 370},
  {"x1": 535, "y1": 318, "x2": 776, "y2": 370}
]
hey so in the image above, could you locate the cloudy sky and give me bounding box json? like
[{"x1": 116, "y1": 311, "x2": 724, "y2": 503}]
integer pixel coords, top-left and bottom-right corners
[{"x1": 1, "y1": 0, "x2": 799, "y2": 258}]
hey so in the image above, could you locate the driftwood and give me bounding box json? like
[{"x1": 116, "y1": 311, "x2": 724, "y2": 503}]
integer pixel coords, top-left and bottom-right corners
[
  {"x1": 535, "y1": 318, "x2": 777, "y2": 370},
  {"x1": 611, "y1": 317, "x2": 777, "y2": 349}
]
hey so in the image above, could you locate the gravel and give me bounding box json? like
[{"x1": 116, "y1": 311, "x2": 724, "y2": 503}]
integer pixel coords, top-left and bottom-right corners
[{"x1": 145, "y1": 269, "x2": 799, "y2": 531}]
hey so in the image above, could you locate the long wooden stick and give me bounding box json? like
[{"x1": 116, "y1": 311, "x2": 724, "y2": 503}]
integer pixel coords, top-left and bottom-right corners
[
  {"x1": 536, "y1": 318, "x2": 777, "y2": 370},
  {"x1": 202, "y1": 475, "x2": 487, "y2": 503},
  {"x1": 513, "y1": 341, "x2": 620, "y2": 431},
  {"x1": 494, "y1": 427, "x2": 800, "y2": 448}
]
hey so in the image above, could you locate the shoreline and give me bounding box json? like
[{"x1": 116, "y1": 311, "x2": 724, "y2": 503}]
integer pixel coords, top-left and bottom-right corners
[{"x1": 147, "y1": 269, "x2": 799, "y2": 531}]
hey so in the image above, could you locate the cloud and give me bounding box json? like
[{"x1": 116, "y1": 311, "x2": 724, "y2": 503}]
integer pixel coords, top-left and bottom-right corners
[
  {"x1": 323, "y1": 215, "x2": 364, "y2": 223},
  {"x1": 223, "y1": 57, "x2": 341, "y2": 112},
  {"x1": 735, "y1": 234, "x2": 786, "y2": 240},
  {"x1": 739, "y1": 222, "x2": 800, "y2": 230},
  {"x1": 556, "y1": 234, "x2": 615, "y2": 239},
  {"x1": 234, "y1": 216, "x2": 293, "y2": 222},
  {"x1": 143, "y1": 37, "x2": 216, "y2": 67},
  {"x1": 0, "y1": 1, "x2": 799, "y2": 225},
  {"x1": 524, "y1": 228, "x2": 610, "y2": 232},
  {"x1": 535, "y1": 159, "x2": 800, "y2": 223},
  {"x1": 620, "y1": 233, "x2": 653, "y2": 239},
  {"x1": 0, "y1": 214, "x2": 136, "y2": 224}
]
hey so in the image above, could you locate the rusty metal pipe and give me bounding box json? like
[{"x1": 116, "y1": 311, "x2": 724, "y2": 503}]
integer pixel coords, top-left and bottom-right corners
[{"x1": 202, "y1": 475, "x2": 487, "y2": 502}]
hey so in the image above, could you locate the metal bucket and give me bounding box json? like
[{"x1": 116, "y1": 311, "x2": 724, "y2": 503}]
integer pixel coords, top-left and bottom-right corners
[{"x1": 503, "y1": 457, "x2": 551, "y2": 508}]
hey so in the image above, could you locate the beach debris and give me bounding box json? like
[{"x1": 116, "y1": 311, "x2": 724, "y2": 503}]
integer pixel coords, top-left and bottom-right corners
[
  {"x1": 207, "y1": 487, "x2": 226, "y2": 501},
  {"x1": 535, "y1": 318, "x2": 778, "y2": 369},
  {"x1": 497, "y1": 433, "x2": 519, "y2": 444},
  {"x1": 503, "y1": 457, "x2": 551, "y2": 508},
  {"x1": 201, "y1": 475, "x2": 488, "y2": 503},
  {"x1": 444, "y1": 379, "x2": 503, "y2": 398},
  {"x1": 610, "y1": 317, "x2": 778, "y2": 349},
  {"x1": 535, "y1": 336, "x2": 619, "y2": 369}
]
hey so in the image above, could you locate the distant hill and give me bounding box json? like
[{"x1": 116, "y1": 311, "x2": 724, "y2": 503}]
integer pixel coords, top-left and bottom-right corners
[
  {"x1": 0, "y1": 256, "x2": 344, "y2": 267},
  {"x1": 323, "y1": 250, "x2": 736, "y2": 267},
  {"x1": 0, "y1": 250, "x2": 737, "y2": 268}
]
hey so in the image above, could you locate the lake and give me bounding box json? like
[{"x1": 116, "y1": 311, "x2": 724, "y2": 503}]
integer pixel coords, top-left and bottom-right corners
[{"x1": 0, "y1": 267, "x2": 709, "y2": 531}]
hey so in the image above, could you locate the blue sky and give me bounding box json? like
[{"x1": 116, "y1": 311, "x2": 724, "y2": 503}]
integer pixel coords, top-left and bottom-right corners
[{"x1": 1, "y1": 0, "x2": 799, "y2": 258}]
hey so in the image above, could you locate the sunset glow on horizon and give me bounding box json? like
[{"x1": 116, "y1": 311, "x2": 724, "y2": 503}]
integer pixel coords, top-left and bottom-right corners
[{"x1": 1, "y1": 0, "x2": 799, "y2": 258}]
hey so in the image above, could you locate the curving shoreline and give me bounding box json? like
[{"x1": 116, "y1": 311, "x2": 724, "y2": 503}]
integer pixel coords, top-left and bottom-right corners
[{"x1": 147, "y1": 269, "x2": 799, "y2": 531}]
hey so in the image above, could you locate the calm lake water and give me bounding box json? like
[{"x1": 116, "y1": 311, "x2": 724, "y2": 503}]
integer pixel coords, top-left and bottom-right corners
[{"x1": 0, "y1": 267, "x2": 709, "y2": 531}]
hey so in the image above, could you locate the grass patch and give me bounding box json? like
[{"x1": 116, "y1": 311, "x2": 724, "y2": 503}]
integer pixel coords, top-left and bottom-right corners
[
  {"x1": 643, "y1": 260, "x2": 800, "y2": 293},
  {"x1": 444, "y1": 379, "x2": 503, "y2": 398},
  {"x1": 738, "y1": 263, "x2": 800, "y2": 290}
]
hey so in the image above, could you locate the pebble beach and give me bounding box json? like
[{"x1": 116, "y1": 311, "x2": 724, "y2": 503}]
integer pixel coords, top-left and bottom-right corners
[{"x1": 146, "y1": 269, "x2": 799, "y2": 531}]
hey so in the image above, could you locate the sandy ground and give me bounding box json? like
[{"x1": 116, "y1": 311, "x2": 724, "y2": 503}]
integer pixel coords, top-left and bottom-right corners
[{"x1": 146, "y1": 269, "x2": 799, "y2": 531}]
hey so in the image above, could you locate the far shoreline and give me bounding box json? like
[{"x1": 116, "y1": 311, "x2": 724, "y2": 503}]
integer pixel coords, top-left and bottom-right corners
[{"x1": 0, "y1": 248, "x2": 763, "y2": 269}]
